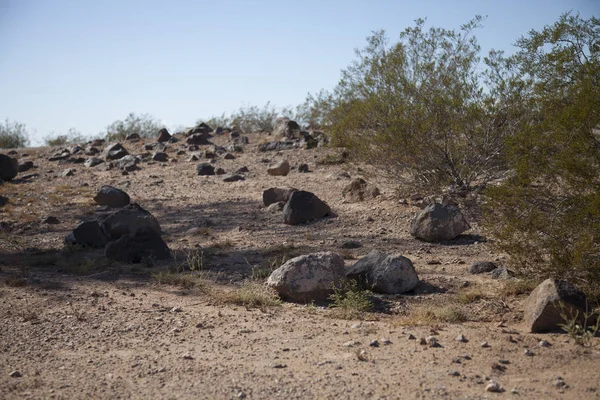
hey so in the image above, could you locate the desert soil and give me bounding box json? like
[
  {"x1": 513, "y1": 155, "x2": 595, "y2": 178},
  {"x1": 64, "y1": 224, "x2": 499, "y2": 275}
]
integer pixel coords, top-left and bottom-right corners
[{"x1": 1, "y1": 132, "x2": 599, "y2": 399}]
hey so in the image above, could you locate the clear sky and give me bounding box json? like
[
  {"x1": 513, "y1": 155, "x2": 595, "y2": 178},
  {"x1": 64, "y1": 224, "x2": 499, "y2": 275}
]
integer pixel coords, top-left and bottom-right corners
[{"x1": 1, "y1": 0, "x2": 598, "y2": 144}]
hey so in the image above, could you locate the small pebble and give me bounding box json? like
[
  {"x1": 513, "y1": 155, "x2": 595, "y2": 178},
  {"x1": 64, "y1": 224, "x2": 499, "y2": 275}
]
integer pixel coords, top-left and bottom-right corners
[
  {"x1": 369, "y1": 340, "x2": 380, "y2": 347},
  {"x1": 408, "y1": 334, "x2": 416, "y2": 340},
  {"x1": 524, "y1": 349, "x2": 534, "y2": 356},
  {"x1": 426, "y1": 336, "x2": 439, "y2": 347},
  {"x1": 182, "y1": 354, "x2": 194, "y2": 360},
  {"x1": 9, "y1": 371, "x2": 22, "y2": 378},
  {"x1": 419, "y1": 338, "x2": 427, "y2": 345},
  {"x1": 448, "y1": 370, "x2": 460, "y2": 377},
  {"x1": 455, "y1": 334, "x2": 468, "y2": 343},
  {"x1": 380, "y1": 338, "x2": 392, "y2": 345},
  {"x1": 539, "y1": 340, "x2": 551, "y2": 347},
  {"x1": 481, "y1": 341, "x2": 490, "y2": 348},
  {"x1": 486, "y1": 381, "x2": 504, "y2": 393},
  {"x1": 271, "y1": 363, "x2": 287, "y2": 369}
]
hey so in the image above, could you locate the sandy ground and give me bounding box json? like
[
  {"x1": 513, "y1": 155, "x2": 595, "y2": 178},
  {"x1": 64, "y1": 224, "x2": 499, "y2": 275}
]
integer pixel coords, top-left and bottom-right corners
[{"x1": 1, "y1": 132, "x2": 599, "y2": 399}]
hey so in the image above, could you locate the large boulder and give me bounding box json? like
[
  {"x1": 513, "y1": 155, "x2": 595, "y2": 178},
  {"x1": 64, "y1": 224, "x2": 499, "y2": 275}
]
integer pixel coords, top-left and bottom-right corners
[
  {"x1": 0, "y1": 154, "x2": 18, "y2": 181},
  {"x1": 525, "y1": 279, "x2": 589, "y2": 333},
  {"x1": 262, "y1": 187, "x2": 297, "y2": 207},
  {"x1": 65, "y1": 221, "x2": 110, "y2": 248},
  {"x1": 283, "y1": 190, "x2": 331, "y2": 225},
  {"x1": 347, "y1": 250, "x2": 419, "y2": 294},
  {"x1": 273, "y1": 118, "x2": 300, "y2": 139},
  {"x1": 98, "y1": 203, "x2": 161, "y2": 240},
  {"x1": 267, "y1": 160, "x2": 290, "y2": 176},
  {"x1": 342, "y1": 178, "x2": 380, "y2": 202},
  {"x1": 266, "y1": 252, "x2": 345, "y2": 303},
  {"x1": 93, "y1": 185, "x2": 130, "y2": 208},
  {"x1": 410, "y1": 203, "x2": 470, "y2": 242},
  {"x1": 104, "y1": 226, "x2": 171, "y2": 263},
  {"x1": 104, "y1": 143, "x2": 129, "y2": 160}
]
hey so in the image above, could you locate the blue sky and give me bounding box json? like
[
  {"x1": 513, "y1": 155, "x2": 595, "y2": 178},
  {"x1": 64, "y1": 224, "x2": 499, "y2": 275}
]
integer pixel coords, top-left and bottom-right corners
[{"x1": 1, "y1": 0, "x2": 597, "y2": 144}]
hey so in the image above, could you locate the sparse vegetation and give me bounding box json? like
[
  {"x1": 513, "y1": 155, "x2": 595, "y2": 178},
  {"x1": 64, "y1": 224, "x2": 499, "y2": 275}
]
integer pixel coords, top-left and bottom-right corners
[
  {"x1": 43, "y1": 128, "x2": 88, "y2": 146},
  {"x1": 398, "y1": 304, "x2": 469, "y2": 325},
  {"x1": 151, "y1": 271, "x2": 206, "y2": 289},
  {"x1": 105, "y1": 112, "x2": 164, "y2": 141},
  {"x1": 498, "y1": 279, "x2": 539, "y2": 298},
  {"x1": 558, "y1": 301, "x2": 600, "y2": 347},
  {"x1": 221, "y1": 281, "x2": 281, "y2": 310},
  {"x1": 328, "y1": 280, "x2": 373, "y2": 320},
  {"x1": 0, "y1": 118, "x2": 29, "y2": 148}
]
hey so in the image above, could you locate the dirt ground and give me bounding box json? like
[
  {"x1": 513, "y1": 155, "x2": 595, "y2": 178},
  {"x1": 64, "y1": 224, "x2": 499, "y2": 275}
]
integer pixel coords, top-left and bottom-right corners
[{"x1": 1, "y1": 132, "x2": 599, "y2": 399}]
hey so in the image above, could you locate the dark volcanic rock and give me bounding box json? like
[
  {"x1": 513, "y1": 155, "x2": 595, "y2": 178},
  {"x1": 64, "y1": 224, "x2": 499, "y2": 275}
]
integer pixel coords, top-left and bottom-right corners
[
  {"x1": 93, "y1": 185, "x2": 131, "y2": 208},
  {"x1": 283, "y1": 190, "x2": 331, "y2": 225},
  {"x1": 263, "y1": 187, "x2": 297, "y2": 207},
  {"x1": 157, "y1": 128, "x2": 172, "y2": 142},
  {"x1": 196, "y1": 163, "x2": 215, "y2": 176},
  {"x1": 98, "y1": 203, "x2": 161, "y2": 240},
  {"x1": 104, "y1": 226, "x2": 171, "y2": 263},
  {"x1": 0, "y1": 154, "x2": 19, "y2": 181},
  {"x1": 65, "y1": 220, "x2": 110, "y2": 248},
  {"x1": 104, "y1": 143, "x2": 129, "y2": 160}
]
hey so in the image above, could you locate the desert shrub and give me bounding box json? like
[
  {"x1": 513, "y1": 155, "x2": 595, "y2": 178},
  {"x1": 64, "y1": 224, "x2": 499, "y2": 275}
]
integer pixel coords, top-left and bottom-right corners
[
  {"x1": 484, "y1": 13, "x2": 600, "y2": 298},
  {"x1": 43, "y1": 128, "x2": 87, "y2": 146},
  {"x1": 105, "y1": 112, "x2": 164, "y2": 141},
  {"x1": 0, "y1": 119, "x2": 29, "y2": 148},
  {"x1": 202, "y1": 102, "x2": 282, "y2": 133},
  {"x1": 316, "y1": 17, "x2": 513, "y2": 192}
]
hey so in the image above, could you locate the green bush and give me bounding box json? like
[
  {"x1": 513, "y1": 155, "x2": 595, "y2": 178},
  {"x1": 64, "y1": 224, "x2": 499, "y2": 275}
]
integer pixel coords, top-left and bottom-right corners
[
  {"x1": 105, "y1": 112, "x2": 164, "y2": 142},
  {"x1": 315, "y1": 17, "x2": 512, "y2": 192},
  {"x1": 484, "y1": 13, "x2": 600, "y2": 299},
  {"x1": 0, "y1": 119, "x2": 30, "y2": 148},
  {"x1": 202, "y1": 102, "x2": 286, "y2": 133},
  {"x1": 43, "y1": 128, "x2": 87, "y2": 147}
]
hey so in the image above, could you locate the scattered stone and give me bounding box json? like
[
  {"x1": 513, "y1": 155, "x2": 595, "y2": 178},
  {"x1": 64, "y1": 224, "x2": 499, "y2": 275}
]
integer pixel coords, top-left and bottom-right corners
[
  {"x1": 468, "y1": 261, "x2": 497, "y2": 274},
  {"x1": 182, "y1": 354, "x2": 194, "y2": 360},
  {"x1": 455, "y1": 334, "x2": 468, "y2": 343},
  {"x1": 223, "y1": 153, "x2": 236, "y2": 160},
  {"x1": 18, "y1": 160, "x2": 34, "y2": 172},
  {"x1": 343, "y1": 340, "x2": 361, "y2": 347},
  {"x1": 152, "y1": 152, "x2": 168, "y2": 162},
  {"x1": 41, "y1": 216, "x2": 60, "y2": 224},
  {"x1": 266, "y1": 202, "x2": 285, "y2": 213},
  {"x1": 271, "y1": 363, "x2": 287, "y2": 369},
  {"x1": 98, "y1": 203, "x2": 162, "y2": 239},
  {"x1": 48, "y1": 150, "x2": 71, "y2": 161},
  {"x1": 235, "y1": 166, "x2": 249, "y2": 174},
  {"x1": 186, "y1": 133, "x2": 212, "y2": 145},
  {"x1": 340, "y1": 240, "x2": 362, "y2": 249},
  {"x1": 552, "y1": 377, "x2": 568, "y2": 389},
  {"x1": 408, "y1": 334, "x2": 416, "y2": 340},
  {"x1": 105, "y1": 226, "x2": 171, "y2": 263},
  {"x1": 61, "y1": 168, "x2": 75, "y2": 177},
  {"x1": 491, "y1": 267, "x2": 515, "y2": 279},
  {"x1": 223, "y1": 174, "x2": 245, "y2": 182},
  {"x1": 65, "y1": 220, "x2": 110, "y2": 248},
  {"x1": 84, "y1": 157, "x2": 104, "y2": 168},
  {"x1": 0, "y1": 195, "x2": 8, "y2": 207},
  {"x1": 539, "y1": 340, "x2": 551, "y2": 347},
  {"x1": 486, "y1": 381, "x2": 504, "y2": 393},
  {"x1": 346, "y1": 250, "x2": 419, "y2": 294},
  {"x1": 273, "y1": 118, "x2": 300, "y2": 139},
  {"x1": 9, "y1": 371, "x2": 22, "y2": 378},
  {"x1": 93, "y1": 185, "x2": 131, "y2": 208},
  {"x1": 425, "y1": 336, "x2": 439, "y2": 347},
  {"x1": 369, "y1": 340, "x2": 380, "y2": 347},
  {"x1": 524, "y1": 278, "x2": 588, "y2": 333},
  {"x1": 524, "y1": 349, "x2": 534, "y2": 356},
  {"x1": 262, "y1": 187, "x2": 297, "y2": 207},
  {"x1": 297, "y1": 163, "x2": 309, "y2": 173},
  {"x1": 188, "y1": 154, "x2": 200, "y2": 162},
  {"x1": 104, "y1": 143, "x2": 129, "y2": 160},
  {"x1": 157, "y1": 128, "x2": 171, "y2": 143},
  {"x1": 342, "y1": 178, "x2": 380, "y2": 202},
  {"x1": 215, "y1": 168, "x2": 226, "y2": 175},
  {"x1": 267, "y1": 159, "x2": 290, "y2": 176},
  {"x1": 410, "y1": 202, "x2": 471, "y2": 242},
  {"x1": 283, "y1": 190, "x2": 331, "y2": 225},
  {"x1": 481, "y1": 341, "x2": 490, "y2": 348},
  {"x1": 115, "y1": 155, "x2": 140, "y2": 171},
  {"x1": 419, "y1": 338, "x2": 427, "y2": 345},
  {"x1": 448, "y1": 370, "x2": 460, "y2": 377},
  {"x1": 266, "y1": 252, "x2": 345, "y2": 303},
  {"x1": 196, "y1": 163, "x2": 215, "y2": 176},
  {"x1": 381, "y1": 338, "x2": 392, "y2": 345}
]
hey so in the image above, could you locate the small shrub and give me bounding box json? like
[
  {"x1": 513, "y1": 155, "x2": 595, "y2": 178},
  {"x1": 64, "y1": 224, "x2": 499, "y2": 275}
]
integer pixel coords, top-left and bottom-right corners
[
  {"x1": 105, "y1": 112, "x2": 164, "y2": 142},
  {"x1": 328, "y1": 280, "x2": 373, "y2": 320},
  {"x1": 0, "y1": 119, "x2": 29, "y2": 148},
  {"x1": 43, "y1": 128, "x2": 87, "y2": 146},
  {"x1": 498, "y1": 279, "x2": 539, "y2": 298},
  {"x1": 223, "y1": 282, "x2": 281, "y2": 310},
  {"x1": 558, "y1": 301, "x2": 600, "y2": 347},
  {"x1": 151, "y1": 271, "x2": 205, "y2": 289}
]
